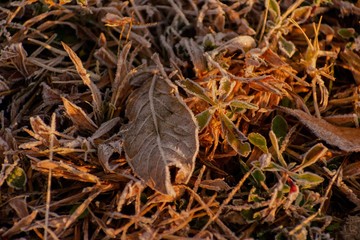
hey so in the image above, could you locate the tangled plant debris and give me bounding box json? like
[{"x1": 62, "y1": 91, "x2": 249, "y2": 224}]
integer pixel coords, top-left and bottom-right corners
[{"x1": 1, "y1": 0, "x2": 360, "y2": 239}]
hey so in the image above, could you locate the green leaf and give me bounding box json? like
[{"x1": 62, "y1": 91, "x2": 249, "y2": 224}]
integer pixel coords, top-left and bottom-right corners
[
  {"x1": 220, "y1": 112, "x2": 251, "y2": 157},
  {"x1": 279, "y1": 36, "x2": 296, "y2": 58},
  {"x1": 220, "y1": 112, "x2": 247, "y2": 141},
  {"x1": 196, "y1": 108, "x2": 215, "y2": 132},
  {"x1": 269, "y1": 130, "x2": 287, "y2": 167},
  {"x1": 248, "y1": 187, "x2": 265, "y2": 202},
  {"x1": 337, "y1": 28, "x2": 355, "y2": 39},
  {"x1": 282, "y1": 184, "x2": 290, "y2": 194},
  {"x1": 218, "y1": 77, "x2": 236, "y2": 100},
  {"x1": 266, "y1": 0, "x2": 281, "y2": 23},
  {"x1": 295, "y1": 192, "x2": 304, "y2": 206},
  {"x1": 177, "y1": 78, "x2": 216, "y2": 105},
  {"x1": 290, "y1": 172, "x2": 324, "y2": 188},
  {"x1": 290, "y1": 6, "x2": 312, "y2": 24},
  {"x1": 271, "y1": 115, "x2": 288, "y2": 145},
  {"x1": 248, "y1": 133, "x2": 268, "y2": 153},
  {"x1": 263, "y1": 161, "x2": 285, "y2": 172},
  {"x1": 228, "y1": 100, "x2": 259, "y2": 110},
  {"x1": 297, "y1": 143, "x2": 328, "y2": 171},
  {"x1": 251, "y1": 168, "x2": 266, "y2": 184},
  {"x1": 6, "y1": 166, "x2": 27, "y2": 190}
]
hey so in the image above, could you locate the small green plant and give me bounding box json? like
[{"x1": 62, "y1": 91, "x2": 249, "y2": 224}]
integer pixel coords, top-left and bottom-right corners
[
  {"x1": 178, "y1": 77, "x2": 258, "y2": 157},
  {"x1": 244, "y1": 115, "x2": 326, "y2": 224}
]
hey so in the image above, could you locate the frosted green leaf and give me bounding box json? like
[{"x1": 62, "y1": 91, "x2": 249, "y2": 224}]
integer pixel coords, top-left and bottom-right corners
[
  {"x1": 219, "y1": 112, "x2": 250, "y2": 157},
  {"x1": 271, "y1": 115, "x2": 288, "y2": 146},
  {"x1": 177, "y1": 78, "x2": 216, "y2": 105},
  {"x1": 228, "y1": 100, "x2": 259, "y2": 110},
  {"x1": 269, "y1": 130, "x2": 287, "y2": 167},
  {"x1": 279, "y1": 36, "x2": 296, "y2": 58},
  {"x1": 266, "y1": 0, "x2": 280, "y2": 23},
  {"x1": 298, "y1": 143, "x2": 328, "y2": 171},
  {"x1": 251, "y1": 168, "x2": 266, "y2": 184},
  {"x1": 196, "y1": 108, "x2": 214, "y2": 132},
  {"x1": 248, "y1": 133, "x2": 268, "y2": 153},
  {"x1": 290, "y1": 172, "x2": 324, "y2": 188},
  {"x1": 337, "y1": 28, "x2": 355, "y2": 39},
  {"x1": 218, "y1": 77, "x2": 236, "y2": 100},
  {"x1": 290, "y1": 6, "x2": 312, "y2": 24}
]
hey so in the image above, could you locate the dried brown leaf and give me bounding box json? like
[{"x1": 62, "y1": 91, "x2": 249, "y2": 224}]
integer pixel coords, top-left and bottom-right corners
[
  {"x1": 61, "y1": 97, "x2": 97, "y2": 132},
  {"x1": 62, "y1": 42, "x2": 102, "y2": 118},
  {"x1": 123, "y1": 74, "x2": 199, "y2": 196},
  {"x1": 101, "y1": 13, "x2": 133, "y2": 27},
  {"x1": 89, "y1": 117, "x2": 120, "y2": 141},
  {"x1": 182, "y1": 38, "x2": 207, "y2": 77},
  {"x1": 279, "y1": 107, "x2": 360, "y2": 152},
  {"x1": 343, "y1": 162, "x2": 360, "y2": 179},
  {"x1": 9, "y1": 197, "x2": 29, "y2": 218},
  {"x1": 34, "y1": 160, "x2": 100, "y2": 183},
  {"x1": 2, "y1": 210, "x2": 38, "y2": 238},
  {"x1": 40, "y1": 82, "x2": 62, "y2": 105},
  {"x1": 0, "y1": 43, "x2": 29, "y2": 77}
]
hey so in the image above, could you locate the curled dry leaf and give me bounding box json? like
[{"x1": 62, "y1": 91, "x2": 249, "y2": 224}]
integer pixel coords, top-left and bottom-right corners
[
  {"x1": 123, "y1": 74, "x2": 199, "y2": 197},
  {"x1": 279, "y1": 107, "x2": 360, "y2": 152},
  {"x1": 61, "y1": 97, "x2": 97, "y2": 132},
  {"x1": 0, "y1": 43, "x2": 29, "y2": 77},
  {"x1": 98, "y1": 141, "x2": 122, "y2": 173}
]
